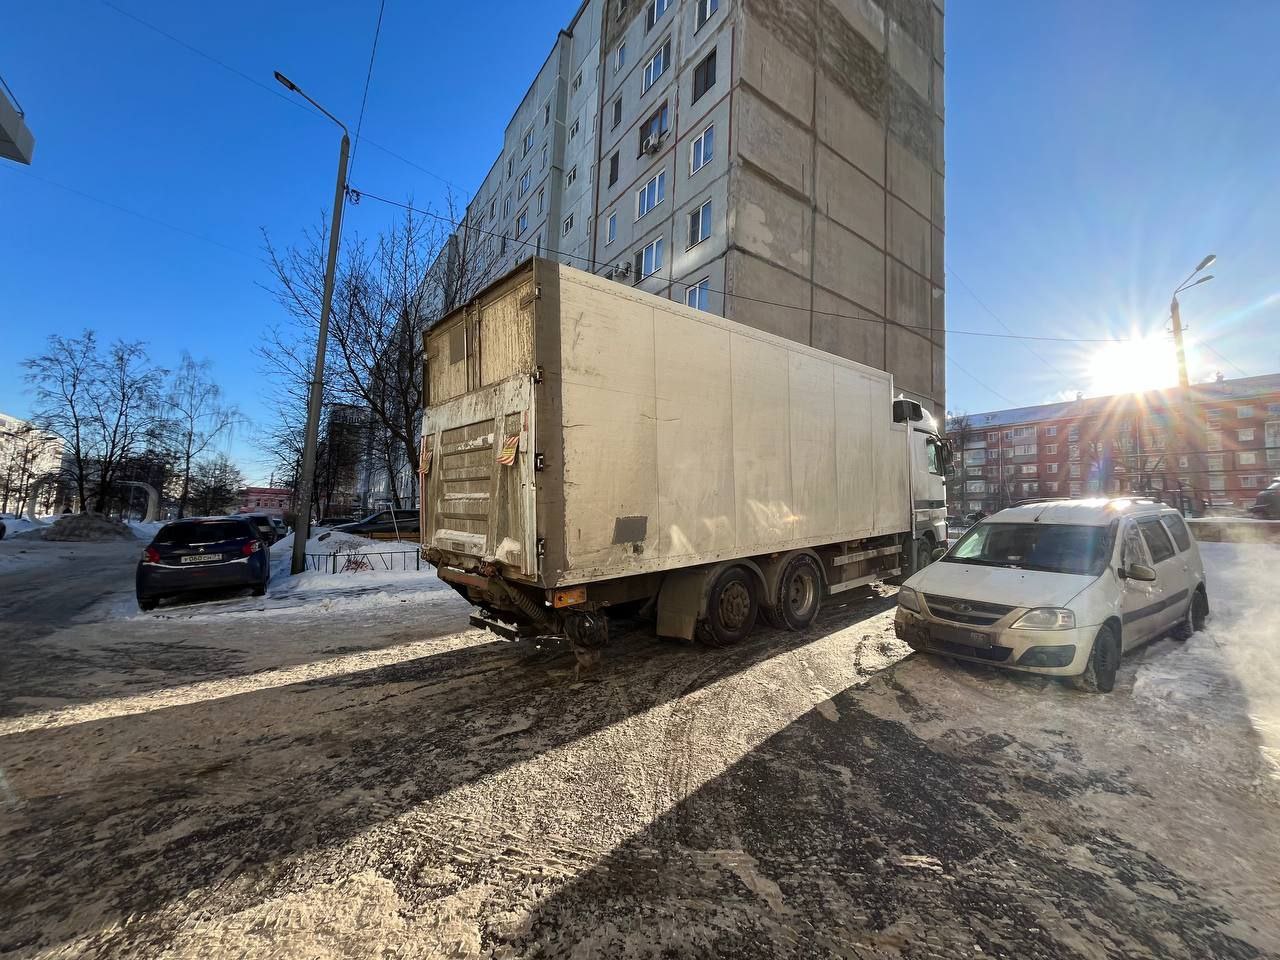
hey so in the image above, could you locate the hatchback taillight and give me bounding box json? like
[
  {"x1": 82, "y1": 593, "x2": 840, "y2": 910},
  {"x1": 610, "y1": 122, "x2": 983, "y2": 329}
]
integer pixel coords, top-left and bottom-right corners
[
  {"x1": 144, "y1": 546, "x2": 160, "y2": 564},
  {"x1": 241, "y1": 540, "x2": 260, "y2": 556}
]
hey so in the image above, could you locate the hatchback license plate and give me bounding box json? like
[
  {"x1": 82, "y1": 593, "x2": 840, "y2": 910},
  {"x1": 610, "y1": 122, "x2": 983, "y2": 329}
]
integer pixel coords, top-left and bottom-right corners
[{"x1": 181, "y1": 553, "x2": 222, "y2": 564}]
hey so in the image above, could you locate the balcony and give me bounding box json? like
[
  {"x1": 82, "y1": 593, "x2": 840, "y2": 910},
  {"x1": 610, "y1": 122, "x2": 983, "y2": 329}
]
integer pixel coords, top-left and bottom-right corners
[{"x1": 0, "y1": 80, "x2": 34, "y2": 165}]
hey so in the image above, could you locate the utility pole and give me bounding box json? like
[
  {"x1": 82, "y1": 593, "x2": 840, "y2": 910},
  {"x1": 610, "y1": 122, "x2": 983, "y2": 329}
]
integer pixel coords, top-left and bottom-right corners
[
  {"x1": 1169, "y1": 254, "x2": 1216, "y2": 516},
  {"x1": 274, "y1": 71, "x2": 350, "y2": 574}
]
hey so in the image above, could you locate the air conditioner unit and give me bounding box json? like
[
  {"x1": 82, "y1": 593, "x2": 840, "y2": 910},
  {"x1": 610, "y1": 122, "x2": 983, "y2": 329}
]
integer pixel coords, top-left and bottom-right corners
[{"x1": 642, "y1": 135, "x2": 659, "y2": 154}]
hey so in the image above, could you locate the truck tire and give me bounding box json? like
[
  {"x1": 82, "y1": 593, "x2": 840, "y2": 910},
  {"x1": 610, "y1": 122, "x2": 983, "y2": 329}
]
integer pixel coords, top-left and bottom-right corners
[
  {"x1": 887, "y1": 537, "x2": 932, "y2": 585},
  {"x1": 769, "y1": 554, "x2": 823, "y2": 631},
  {"x1": 697, "y1": 566, "x2": 759, "y2": 647}
]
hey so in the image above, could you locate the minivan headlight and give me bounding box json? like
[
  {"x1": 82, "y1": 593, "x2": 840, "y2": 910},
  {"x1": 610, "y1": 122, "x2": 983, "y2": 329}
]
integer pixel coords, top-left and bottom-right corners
[
  {"x1": 1012, "y1": 607, "x2": 1076, "y2": 630},
  {"x1": 897, "y1": 586, "x2": 921, "y2": 613}
]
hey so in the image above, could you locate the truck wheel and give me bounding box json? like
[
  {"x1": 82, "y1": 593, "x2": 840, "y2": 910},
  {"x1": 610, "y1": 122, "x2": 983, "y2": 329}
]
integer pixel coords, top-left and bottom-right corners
[
  {"x1": 698, "y1": 566, "x2": 758, "y2": 647},
  {"x1": 770, "y1": 554, "x2": 823, "y2": 631},
  {"x1": 887, "y1": 537, "x2": 931, "y2": 585}
]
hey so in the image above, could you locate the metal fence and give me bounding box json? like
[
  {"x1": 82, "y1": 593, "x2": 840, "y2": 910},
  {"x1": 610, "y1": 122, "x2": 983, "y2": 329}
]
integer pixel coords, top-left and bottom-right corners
[{"x1": 304, "y1": 549, "x2": 422, "y2": 574}]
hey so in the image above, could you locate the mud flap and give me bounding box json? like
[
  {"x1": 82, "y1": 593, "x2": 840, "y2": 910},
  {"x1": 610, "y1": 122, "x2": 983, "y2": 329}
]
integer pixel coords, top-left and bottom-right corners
[{"x1": 656, "y1": 568, "x2": 713, "y2": 641}]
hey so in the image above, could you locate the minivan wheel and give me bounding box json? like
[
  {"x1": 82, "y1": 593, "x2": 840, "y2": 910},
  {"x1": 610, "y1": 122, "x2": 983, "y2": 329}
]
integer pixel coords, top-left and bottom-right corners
[
  {"x1": 1071, "y1": 624, "x2": 1120, "y2": 694},
  {"x1": 698, "y1": 566, "x2": 759, "y2": 647},
  {"x1": 1172, "y1": 589, "x2": 1208, "y2": 641}
]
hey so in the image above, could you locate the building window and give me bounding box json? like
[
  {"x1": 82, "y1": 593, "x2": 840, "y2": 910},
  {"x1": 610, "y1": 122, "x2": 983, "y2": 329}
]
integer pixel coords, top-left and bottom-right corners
[
  {"x1": 1207, "y1": 453, "x2": 1225, "y2": 471},
  {"x1": 542, "y1": 143, "x2": 549, "y2": 169},
  {"x1": 692, "y1": 49, "x2": 717, "y2": 102},
  {"x1": 695, "y1": 0, "x2": 719, "y2": 30},
  {"x1": 569, "y1": 117, "x2": 581, "y2": 140},
  {"x1": 1069, "y1": 464, "x2": 1081, "y2": 478},
  {"x1": 489, "y1": 198, "x2": 496, "y2": 220},
  {"x1": 636, "y1": 171, "x2": 666, "y2": 218},
  {"x1": 609, "y1": 151, "x2": 620, "y2": 186},
  {"x1": 503, "y1": 194, "x2": 512, "y2": 217},
  {"x1": 1178, "y1": 455, "x2": 1190, "y2": 468},
  {"x1": 522, "y1": 126, "x2": 534, "y2": 157},
  {"x1": 691, "y1": 123, "x2": 714, "y2": 174},
  {"x1": 1020, "y1": 464, "x2": 1037, "y2": 474},
  {"x1": 516, "y1": 209, "x2": 528, "y2": 237},
  {"x1": 1208, "y1": 475, "x2": 1226, "y2": 493},
  {"x1": 1237, "y1": 405, "x2": 1254, "y2": 419},
  {"x1": 1068, "y1": 444, "x2": 1079, "y2": 460},
  {"x1": 1242, "y1": 475, "x2": 1261, "y2": 488},
  {"x1": 688, "y1": 198, "x2": 712, "y2": 246},
  {"x1": 686, "y1": 276, "x2": 710, "y2": 310},
  {"x1": 544, "y1": 102, "x2": 551, "y2": 126},
  {"x1": 1046, "y1": 481, "x2": 1059, "y2": 493},
  {"x1": 987, "y1": 432, "x2": 998, "y2": 443},
  {"x1": 1003, "y1": 431, "x2": 1013, "y2": 441},
  {"x1": 1268, "y1": 421, "x2": 1280, "y2": 462},
  {"x1": 606, "y1": 212, "x2": 617, "y2": 246},
  {"x1": 1239, "y1": 427, "x2": 1255, "y2": 442},
  {"x1": 519, "y1": 169, "x2": 531, "y2": 198},
  {"x1": 635, "y1": 235, "x2": 664, "y2": 279},
  {"x1": 1207, "y1": 430, "x2": 1222, "y2": 451},
  {"x1": 1045, "y1": 425, "x2": 1057, "y2": 437},
  {"x1": 639, "y1": 102, "x2": 669, "y2": 153},
  {"x1": 567, "y1": 165, "x2": 578, "y2": 187},
  {"x1": 615, "y1": 42, "x2": 627, "y2": 72},
  {"x1": 507, "y1": 156, "x2": 513, "y2": 179},
  {"x1": 1067, "y1": 425, "x2": 1079, "y2": 441},
  {"x1": 646, "y1": 0, "x2": 671, "y2": 30},
  {"x1": 1013, "y1": 444, "x2": 1036, "y2": 457},
  {"x1": 612, "y1": 97, "x2": 623, "y2": 129},
  {"x1": 537, "y1": 188, "x2": 545, "y2": 214},
  {"x1": 1044, "y1": 443, "x2": 1057, "y2": 455},
  {"x1": 1047, "y1": 463, "x2": 1058, "y2": 474},
  {"x1": 1268, "y1": 403, "x2": 1280, "y2": 417},
  {"x1": 642, "y1": 39, "x2": 671, "y2": 93},
  {"x1": 572, "y1": 71, "x2": 582, "y2": 94},
  {"x1": 987, "y1": 450, "x2": 999, "y2": 461},
  {"x1": 1206, "y1": 410, "x2": 1222, "y2": 429},
  {"x1": 563, "y1": 213, "x2": 575, "y2": 236},
  {"x1": 1069, "y1": 481, "x2": 1082, "y2": 496},
  {"x1": 1239, "y1": 451, "x2": 1257, "y2": 466}
]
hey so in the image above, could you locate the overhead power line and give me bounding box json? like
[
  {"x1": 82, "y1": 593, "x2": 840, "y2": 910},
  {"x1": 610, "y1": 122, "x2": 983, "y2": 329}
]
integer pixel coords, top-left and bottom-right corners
[
  {"x1": 96, "y1": 0, "x2": 463, "y2": 193},
  {"x1": 947, "y1": 269, "x2": 1071, "y2": 378},
  {"x1": 1197, "y1": 341, "x2": 1249, "y2": 379},
  {"x1": 350, "y1": 187, "x2": 1139, "y2": 348},
  {"x1": 349, "y1": 0, "x2": 387, "y2": 179}
]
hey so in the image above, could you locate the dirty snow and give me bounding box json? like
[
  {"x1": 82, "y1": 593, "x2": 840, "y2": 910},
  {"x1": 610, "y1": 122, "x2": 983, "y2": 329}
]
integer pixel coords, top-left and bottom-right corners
[{"x1": 1, "y1": 542, "x2": 1278, "y2": 958}]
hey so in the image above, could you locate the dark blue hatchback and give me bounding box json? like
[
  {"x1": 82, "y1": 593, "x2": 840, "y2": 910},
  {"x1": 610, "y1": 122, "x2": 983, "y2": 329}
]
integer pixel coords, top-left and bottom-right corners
[{"x1": 136, "y1": 517, "x2": 270, "y2": 610}]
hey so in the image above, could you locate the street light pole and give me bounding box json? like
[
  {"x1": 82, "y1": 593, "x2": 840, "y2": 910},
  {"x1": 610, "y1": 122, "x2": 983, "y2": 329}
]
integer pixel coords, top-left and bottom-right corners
[
  {"x1": 274, "y1": 71, "x2": 350, "y2": 574},
  {"x1": 1169, "y1": 254, "x2": 1216, "y2": 516}
]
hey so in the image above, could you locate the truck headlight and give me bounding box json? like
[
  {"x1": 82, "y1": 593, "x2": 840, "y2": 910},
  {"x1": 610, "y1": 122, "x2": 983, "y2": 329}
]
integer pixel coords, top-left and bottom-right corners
[
  {"x1": 1012, "y1": 608, "x2": 1076, "y2": 630},
  {"x1": 897, "y1": 586, "x2": 921, "y2": 613}
]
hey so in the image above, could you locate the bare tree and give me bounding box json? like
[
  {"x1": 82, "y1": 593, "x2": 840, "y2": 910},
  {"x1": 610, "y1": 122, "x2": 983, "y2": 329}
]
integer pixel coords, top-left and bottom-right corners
[
  {"x1": 189, "y1": 454, "x2": 247, "y2": 516},
  {"x1": 164, "y1": 353, "x2": 242, "y2": 517},
  {"x1": 262, "y1": 196, "x2": 498, "y2": 510},
  {"x1": 23, "y1": 331, "x2": 98, "y2": 511},
  {"x1": 86, "y1": 340, "x2": 166, "y2": 513},
  {"x1": 945, "y1": 413, "x2": 972, "y2": 513}
]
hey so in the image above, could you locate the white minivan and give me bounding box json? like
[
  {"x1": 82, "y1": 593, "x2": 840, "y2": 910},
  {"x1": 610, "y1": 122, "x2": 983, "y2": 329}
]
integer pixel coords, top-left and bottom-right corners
[{"x1": 894, "y1": 499, "x2": 1208, "y2": 693}]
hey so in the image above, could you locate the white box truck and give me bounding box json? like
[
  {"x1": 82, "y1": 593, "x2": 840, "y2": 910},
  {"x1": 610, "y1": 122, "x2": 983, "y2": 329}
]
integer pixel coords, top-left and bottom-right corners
[{"x1": 420, "y1": 258, "x2": 952, "y2": 647}]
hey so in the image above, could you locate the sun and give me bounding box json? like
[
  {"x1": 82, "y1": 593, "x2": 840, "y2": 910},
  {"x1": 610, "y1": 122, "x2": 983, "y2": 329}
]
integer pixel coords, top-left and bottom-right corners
[{"x1": 1085, "y1": 335, "x2": 1178, "y2": 397}]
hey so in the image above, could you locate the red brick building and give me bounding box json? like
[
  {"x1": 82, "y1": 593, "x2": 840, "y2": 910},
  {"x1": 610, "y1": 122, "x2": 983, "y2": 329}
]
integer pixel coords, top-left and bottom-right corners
[
  {"x1": 946, "y1": 373, "x2": 1280, "y2": 516},
  {"x1": 235, "y1": 486, "x2": 293, "y2": 519}
]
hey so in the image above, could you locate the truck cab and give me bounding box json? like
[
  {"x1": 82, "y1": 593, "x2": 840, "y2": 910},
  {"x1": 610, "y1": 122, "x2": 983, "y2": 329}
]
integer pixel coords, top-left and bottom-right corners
[{"x1": 897, "y1": 399, "x2": 953, "y2": 575}]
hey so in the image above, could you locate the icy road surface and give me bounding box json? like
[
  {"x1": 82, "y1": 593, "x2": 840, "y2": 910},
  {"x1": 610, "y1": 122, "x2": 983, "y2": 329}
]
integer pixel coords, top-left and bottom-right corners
[{"x1": 0, "y1": 538, "x2": 1277, "y2": 959}]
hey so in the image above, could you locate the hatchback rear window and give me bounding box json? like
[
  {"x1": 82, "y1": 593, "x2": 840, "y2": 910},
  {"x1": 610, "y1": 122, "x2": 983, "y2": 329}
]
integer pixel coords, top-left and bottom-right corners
[{"x1": 155, "y1": 521, "x2": 251, "y2": 544}]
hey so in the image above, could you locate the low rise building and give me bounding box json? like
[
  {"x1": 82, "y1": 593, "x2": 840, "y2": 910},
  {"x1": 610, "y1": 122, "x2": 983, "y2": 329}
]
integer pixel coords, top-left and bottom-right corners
[
  {"x1": 235, "y1": 487, "x2": 293, "y2": 519},
  {"x1": 946, "y1": 373, "x2": 1280, "y2": 516}
]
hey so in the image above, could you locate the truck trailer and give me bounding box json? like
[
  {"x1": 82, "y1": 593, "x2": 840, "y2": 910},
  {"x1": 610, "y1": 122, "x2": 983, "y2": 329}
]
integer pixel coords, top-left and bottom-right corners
[{"x1": 420, "y1": 258, "x2": 952, "y2": 648}]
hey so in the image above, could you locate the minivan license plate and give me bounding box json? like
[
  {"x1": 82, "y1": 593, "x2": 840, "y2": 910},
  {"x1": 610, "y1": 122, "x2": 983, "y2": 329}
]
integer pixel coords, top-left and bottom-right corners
[{"x1": 181, "y1": 553, "x2": 221, "y2": 563}]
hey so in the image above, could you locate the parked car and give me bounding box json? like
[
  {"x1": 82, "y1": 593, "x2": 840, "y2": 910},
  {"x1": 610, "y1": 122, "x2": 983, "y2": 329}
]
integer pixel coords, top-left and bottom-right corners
[
  {"x1": 318, "y1": 515, "x2": 357, "y2": 528},
  {"x1": 333, "y1": 509, "x2": 420, "y2": 541},
  {"x1": 270, "y1": 517, "x2": 289, "y2": 540},
  {"x1": 1248, "y1": 477, "x2": 1280, "y2": 520},
  {"x1": 241, "y1": 512, "x2": 281, "y2": 544},
  {"x1": 136, "y1": 516, "x2": 271, "y2": 611},
  {"x1": 894, "y1": 499, "x2": 1207, "y2": 694}
]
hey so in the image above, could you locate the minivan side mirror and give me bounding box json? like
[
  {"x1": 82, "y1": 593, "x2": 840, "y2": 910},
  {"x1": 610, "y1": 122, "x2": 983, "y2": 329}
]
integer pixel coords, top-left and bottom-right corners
[{"x1": 1121, "y1": 562, "x2": 1156, "y2": 582}]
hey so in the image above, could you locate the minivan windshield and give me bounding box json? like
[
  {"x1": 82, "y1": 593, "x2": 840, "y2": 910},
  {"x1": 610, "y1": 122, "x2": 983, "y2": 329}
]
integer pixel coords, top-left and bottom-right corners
[{"x1": 944, "y1": 521, "x2": 1115, "y2": 576}]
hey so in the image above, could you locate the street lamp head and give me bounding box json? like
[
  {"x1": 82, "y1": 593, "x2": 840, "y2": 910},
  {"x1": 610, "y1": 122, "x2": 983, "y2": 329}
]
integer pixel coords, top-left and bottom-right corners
[
  {"x1": 273, "y1": 71, "x2": 299, "y2": 93},
  {"x1": 1189, "y1": 274, "x2": 1214, "y2": 288},
  {"x1": 1196, "y1": 253, "x2": 1216, "y2": 272}
]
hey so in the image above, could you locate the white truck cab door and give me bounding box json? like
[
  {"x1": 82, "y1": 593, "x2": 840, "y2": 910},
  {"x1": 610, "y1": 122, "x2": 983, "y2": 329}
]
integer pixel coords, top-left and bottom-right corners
[
  {"x1": 1117, "y1": 519, "x2": 1162, "y2": 649},
  {"x1": 1134, "y1": 515, "x2": 1189, "y2": 635}
]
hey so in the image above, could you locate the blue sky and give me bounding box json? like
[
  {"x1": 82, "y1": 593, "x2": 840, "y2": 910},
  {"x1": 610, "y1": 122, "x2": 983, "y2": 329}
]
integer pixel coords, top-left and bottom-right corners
[{"x1": 3, "y1": 1, "x2": 1278, "y2": 481}]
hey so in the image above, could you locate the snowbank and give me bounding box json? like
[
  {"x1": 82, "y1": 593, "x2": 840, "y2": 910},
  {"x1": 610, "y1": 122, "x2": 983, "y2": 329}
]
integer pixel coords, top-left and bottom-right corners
[{"x1": 21, "y1": 513, "x2": 138, "y2": 542}]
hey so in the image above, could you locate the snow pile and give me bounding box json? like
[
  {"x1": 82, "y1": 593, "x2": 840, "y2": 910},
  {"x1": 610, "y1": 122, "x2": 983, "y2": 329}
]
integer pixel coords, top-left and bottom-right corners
[{"x1": 22, "y1": 513, "x2": 138, "y2": 542}]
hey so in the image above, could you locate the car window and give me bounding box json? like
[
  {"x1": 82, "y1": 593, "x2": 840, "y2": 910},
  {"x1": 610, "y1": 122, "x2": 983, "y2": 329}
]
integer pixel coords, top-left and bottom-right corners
[
  {"x1": 395, "y1": 510, "x2": 417, "y2": 520},
  {"x1": 1136, "y1": 516, "x2": 1176, "y2": 564},
  {"x1": 945, "y1": 521, "x2": 1114, "y2": 576},
  {"x1": 370, "y1": 511, "x2": 391, "y2": 523},
  {"x1": 1121, "y1": 521, "x2": 1151, "y2": 568},
  {"x1": 1161, "y1": 513, "x2": 1192, "y2": 552},
  {"x1": 155, "y1": 520, "x2": 250, "y2": 544}
]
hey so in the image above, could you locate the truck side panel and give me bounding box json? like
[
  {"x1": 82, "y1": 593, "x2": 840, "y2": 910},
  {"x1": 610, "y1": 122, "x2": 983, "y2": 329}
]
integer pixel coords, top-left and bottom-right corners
[{"x1": 552, "y1": 267, "x2": 908, "y2": 586}]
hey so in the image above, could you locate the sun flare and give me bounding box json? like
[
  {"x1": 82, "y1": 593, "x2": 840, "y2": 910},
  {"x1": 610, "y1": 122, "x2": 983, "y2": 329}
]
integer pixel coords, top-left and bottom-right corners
[{"x1": 1086, "y1": 335, "x2": 1178, "y2": 397}]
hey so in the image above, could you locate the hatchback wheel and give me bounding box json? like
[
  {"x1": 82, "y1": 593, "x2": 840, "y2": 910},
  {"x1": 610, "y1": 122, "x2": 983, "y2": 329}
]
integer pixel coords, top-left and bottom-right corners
[
  {"x1": 1071, "y1": 624, "x2": 1120, "y2": 694},
  {"x1": 1172, "y1": 589, "x2": 1208, "y2": 641}
]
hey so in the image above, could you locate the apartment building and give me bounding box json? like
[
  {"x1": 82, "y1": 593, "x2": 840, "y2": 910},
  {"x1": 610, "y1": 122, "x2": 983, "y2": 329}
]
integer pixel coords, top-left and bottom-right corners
[
  {"x1": 946, "y1": 373, "x2": 1280, "y2": 516},
  {"x1": 440, "y1": 0, "x2": 946, "y2": 413}
]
